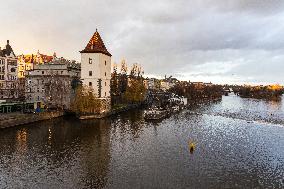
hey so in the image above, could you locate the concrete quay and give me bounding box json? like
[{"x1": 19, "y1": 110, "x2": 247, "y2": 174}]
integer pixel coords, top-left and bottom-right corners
[{"x1": 0, "y1": 111, "x2": 64, "y2": 129}]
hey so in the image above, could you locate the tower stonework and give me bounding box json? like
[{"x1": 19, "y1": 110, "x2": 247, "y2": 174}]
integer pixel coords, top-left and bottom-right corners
[{"x1": 80, "y1": 30, "x2": 111, "y2": 112}]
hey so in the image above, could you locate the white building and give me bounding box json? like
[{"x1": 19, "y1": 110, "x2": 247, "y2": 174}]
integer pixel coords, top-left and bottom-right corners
[
  {"x1": 80, "y1": 30, "x2": 111, "y2": 112},
  {"x1": 160, "y1": 77, "x2": 178, "y2": 91},
  {"x1": 144, "y1": 77, "x2": 160, "y2": 90}
]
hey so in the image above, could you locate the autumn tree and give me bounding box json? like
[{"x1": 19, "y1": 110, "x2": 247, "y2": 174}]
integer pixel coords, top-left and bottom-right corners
[
  {"x1": 124, "y1": 77, "x2": 146, "y2": 104},
  {"x1": 70, "y1": 85, "x2": 102, "y2": 115},
  {"x1": 110, "y1": 63, "x2": 119, "y2": 96},
  {"x1": 120, "y1": 59, "x2": 128, "y2": 75}
]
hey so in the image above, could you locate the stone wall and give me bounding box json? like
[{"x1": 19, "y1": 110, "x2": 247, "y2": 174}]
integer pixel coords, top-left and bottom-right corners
[{"x1": 0, "y1": 111, "x2": 64, "y2": 129}]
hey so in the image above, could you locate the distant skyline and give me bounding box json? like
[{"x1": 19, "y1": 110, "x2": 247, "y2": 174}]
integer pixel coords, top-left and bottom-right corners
[{"x1": 1, "y1": 0, "x2": 284, "y2": 85}]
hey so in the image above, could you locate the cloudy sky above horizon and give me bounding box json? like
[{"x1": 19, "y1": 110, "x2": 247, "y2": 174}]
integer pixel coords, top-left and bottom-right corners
[{"x1": 1, "y1": 0, "x2": 284, "y2": 85}]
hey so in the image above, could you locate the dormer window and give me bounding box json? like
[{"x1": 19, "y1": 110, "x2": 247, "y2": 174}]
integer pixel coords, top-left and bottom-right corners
[{"x1": 89, "y1": 58, "x2": 92, "y2": 64}]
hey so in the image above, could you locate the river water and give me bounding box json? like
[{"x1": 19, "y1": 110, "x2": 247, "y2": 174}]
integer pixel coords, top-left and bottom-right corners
[{"x1": 0, "y1": 95, "x2": 283, "y2": 188}]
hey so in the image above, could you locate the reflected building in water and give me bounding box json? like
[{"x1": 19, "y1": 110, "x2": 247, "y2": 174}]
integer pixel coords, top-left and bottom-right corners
[{"x1": 0, "y1": 117, "x2": 112, "y2": 188}]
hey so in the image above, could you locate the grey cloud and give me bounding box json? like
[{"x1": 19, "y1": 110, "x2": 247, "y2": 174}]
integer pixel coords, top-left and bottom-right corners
[{"x1": 0, "y1": 0, "x2": 283, "y2": 84}]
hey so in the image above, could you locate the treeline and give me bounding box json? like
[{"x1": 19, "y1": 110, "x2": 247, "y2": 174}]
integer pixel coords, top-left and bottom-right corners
[
  {"x1": 169, "y1": 82, "x2": 223, "y2": 103},
  {"x1": 111, "y1": 61, "x2": 146, "y2": 106},
  {"x1": 238, "y1": 85, "x2": 283, "y2": 100}
]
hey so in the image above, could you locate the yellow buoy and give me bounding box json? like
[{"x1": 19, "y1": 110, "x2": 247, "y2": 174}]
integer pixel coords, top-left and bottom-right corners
[{"x1": 189, "y1": 141, "x2": 196, "y2": 153}]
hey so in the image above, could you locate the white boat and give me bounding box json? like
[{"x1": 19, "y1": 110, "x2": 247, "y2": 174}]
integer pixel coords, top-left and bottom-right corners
[
  {"x1": 143, "y1": 108, "x2": 167, "y2": 120},
  {"x1": 172, "y1": 106, "x2": 180, "y2": 113}
]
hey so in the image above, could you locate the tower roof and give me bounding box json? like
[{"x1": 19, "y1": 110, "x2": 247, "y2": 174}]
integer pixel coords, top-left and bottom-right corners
[
  {"x1": 80, "y1": 30, "x2": 112, "y2": 56},
  {"x1": 1, "y1": 40, "x2": 16, "y2": 57}
]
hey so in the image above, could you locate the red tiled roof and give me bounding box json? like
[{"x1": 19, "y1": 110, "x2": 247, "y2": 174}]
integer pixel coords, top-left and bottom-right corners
[
  {"x1": 21, "y1": 54, "x2": 53, "y2": 63},
  {"x1": 40, "y1": 54, "x2": 53, "y2": 62},
  {"x1": 80, "y1": 30, "x2": 112, "y2": 56}
]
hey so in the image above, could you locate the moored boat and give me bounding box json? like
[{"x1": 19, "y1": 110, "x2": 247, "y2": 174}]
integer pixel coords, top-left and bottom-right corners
[{"x1": 143, "y1": 108, "x2": 167, "y2": 120}]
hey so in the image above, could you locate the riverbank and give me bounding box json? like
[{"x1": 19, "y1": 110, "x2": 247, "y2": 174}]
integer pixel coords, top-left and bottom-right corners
[
  {"x1": 0, "y1": 103, "x2": 141, "y2": 128},
  {"x1": 79, "y1": 103, "x2": 141, "y2": 120},
  {"x1": 240, "y1": 94, "x2": 282, "y2": 101},
  {"x1": 0, "y1": 111, "x2": 64, "y2": 129}
]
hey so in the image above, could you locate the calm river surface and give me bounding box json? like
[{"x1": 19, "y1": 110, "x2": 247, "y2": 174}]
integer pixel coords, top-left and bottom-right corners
[{"x1": 0, "y1": 95, "x2": 284, "y2": 188}]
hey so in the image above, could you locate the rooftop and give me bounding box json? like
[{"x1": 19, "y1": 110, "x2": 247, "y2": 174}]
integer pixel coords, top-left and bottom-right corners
[
  {"x1": 0, "y1": 40, "x2": 16, "y2": 57},
  {"x1": 80, "y1": 29, "x2": 112, "y2": 56}
]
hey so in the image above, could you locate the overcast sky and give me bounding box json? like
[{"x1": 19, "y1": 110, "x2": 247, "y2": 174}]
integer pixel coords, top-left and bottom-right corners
[{"x1": 1, "y1": 0, "x2": 283, "y2": 85}]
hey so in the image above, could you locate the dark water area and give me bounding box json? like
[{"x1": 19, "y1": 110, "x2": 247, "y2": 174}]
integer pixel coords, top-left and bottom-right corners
[{"x1": 0, "y1": 95, "x2": 283, "y2": 188}]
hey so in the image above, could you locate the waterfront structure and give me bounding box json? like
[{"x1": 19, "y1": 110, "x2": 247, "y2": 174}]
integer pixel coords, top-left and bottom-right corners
[
  {"x1": 25, "y1": 59, "x2": 80, "y2": 109},
  {"x1": 80, "y1": 29, "x2": 111, "y2": 112},
  {"x1": 0, "y1": 40, "x2": 19, "y2": 101}
]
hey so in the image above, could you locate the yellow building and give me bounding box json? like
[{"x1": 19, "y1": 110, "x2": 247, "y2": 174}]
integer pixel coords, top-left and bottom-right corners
[{"x1": 17, "y1": 51, "x2": 55, "y2": 78}]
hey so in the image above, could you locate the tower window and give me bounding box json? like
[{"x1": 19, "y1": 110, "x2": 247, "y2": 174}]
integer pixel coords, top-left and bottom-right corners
[
  {"x1": 42, "y1": 71, "x2": 44, "y2": 74},
  {"x1": 89, "y1": 82, "x2": 92, "y2": 86},
  {"x1": 105, "y1": 61, "x2": 106, "y2": 66},
  {"x1": 105, "y1": 72, "x2": 106, "y2": 76},
  {"x1": 89, "y1": 58, "x2": 92, "y2": 64},
  {"x1": 89, "y1": 71, "x2": 92, "y2": 76},
  {"x1": 105, "y1": 92, "x2": 107, "y2": 96},
  {"x1": 105, "y1": 82, "x2": 106, "y2": 86}
]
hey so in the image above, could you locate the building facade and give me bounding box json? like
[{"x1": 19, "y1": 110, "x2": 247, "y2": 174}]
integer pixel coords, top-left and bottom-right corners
[
  {"x1": 25, "y1": 60, "x2": 80, "y2": 109},
  {"x1": 160, "y1": 76, "x2": 178, "y2": 91},
  {"x1": 80, "y1": 30, "x2": 111, "y2": 112},
  {"x1": 144, "y1": 77, "x2": 161, "y2": 91},
  {"x1": 17, "y1": 50, "x2": 55, "y2": 79},
  {"x1": 0, "y1": 40, "x2": 18, "y2": 101}
]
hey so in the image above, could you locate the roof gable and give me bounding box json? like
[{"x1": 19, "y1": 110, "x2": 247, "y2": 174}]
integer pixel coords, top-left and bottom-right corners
[
  {"x1": 80, "y1": 30, "x2": 112, "y2": 56},
  {"x1": 1, "y1": 40, "x2": 16, "y2": 57}
]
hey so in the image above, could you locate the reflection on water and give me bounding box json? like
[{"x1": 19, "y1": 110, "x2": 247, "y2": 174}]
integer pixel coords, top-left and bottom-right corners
[
  {"x1": 194, "y1": 95, "x2": 284, "y2": 125},
  {"x1": 0, "y1": 95, "x2": 283, "y2": 188}
]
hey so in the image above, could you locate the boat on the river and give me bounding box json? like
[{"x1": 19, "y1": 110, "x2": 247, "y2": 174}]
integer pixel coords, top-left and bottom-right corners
[
  {"x1": 143, "y1": 108, "x2": 167, "y2": 120},
  {"x1": 172, "y1": 105, "x2": 180, "y2": 113}
]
